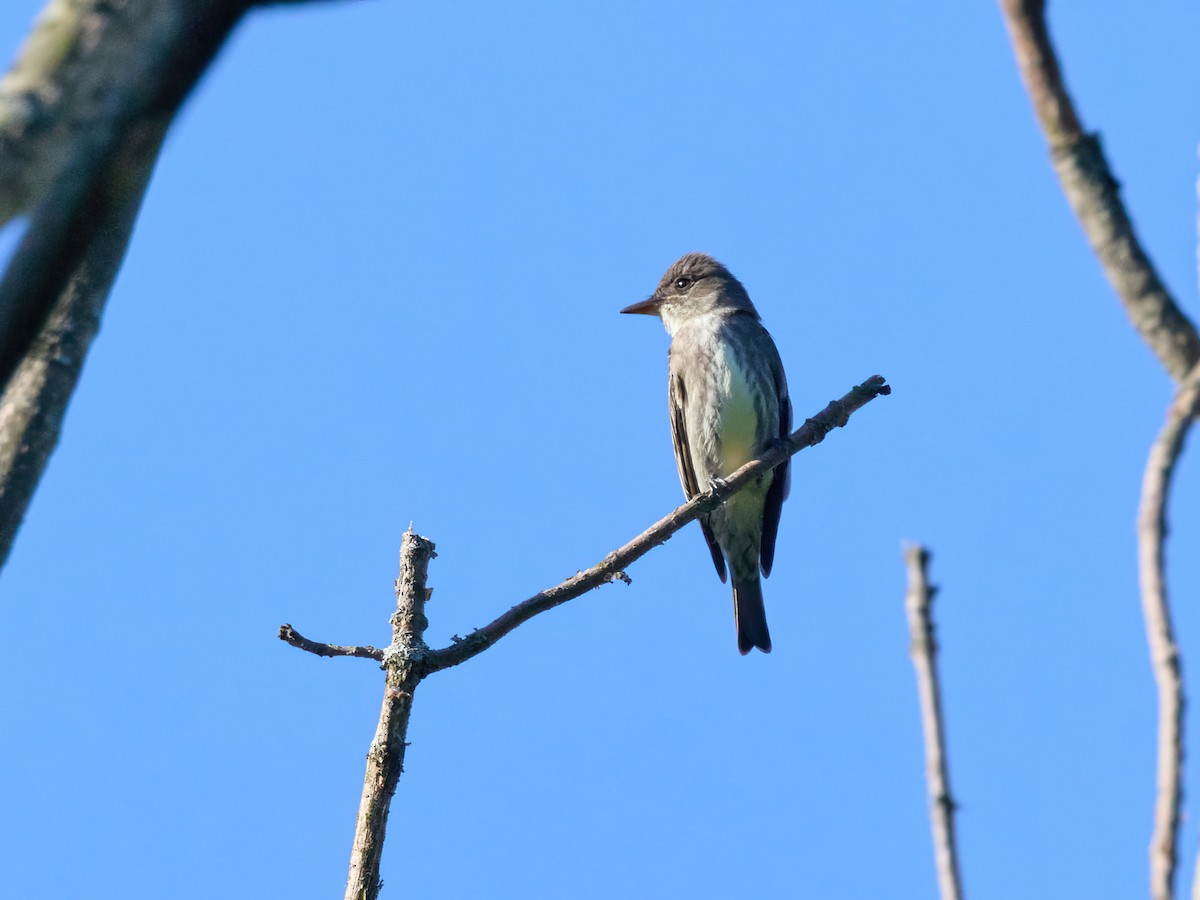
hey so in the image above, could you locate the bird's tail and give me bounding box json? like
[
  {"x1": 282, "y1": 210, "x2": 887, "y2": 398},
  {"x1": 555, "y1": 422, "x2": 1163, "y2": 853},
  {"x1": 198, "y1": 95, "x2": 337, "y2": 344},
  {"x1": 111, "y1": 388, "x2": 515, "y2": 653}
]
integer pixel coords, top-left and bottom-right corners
[{"x1": 733, "y1": 574, "x2": 772, "y2": 655}]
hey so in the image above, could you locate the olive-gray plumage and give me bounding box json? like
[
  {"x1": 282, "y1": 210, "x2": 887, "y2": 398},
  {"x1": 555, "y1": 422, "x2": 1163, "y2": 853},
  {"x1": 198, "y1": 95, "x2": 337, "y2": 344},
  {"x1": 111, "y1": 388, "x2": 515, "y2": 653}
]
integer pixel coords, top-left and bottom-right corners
[{"x1": 622, "y1": 253, "x2": 791, "y2": 654}]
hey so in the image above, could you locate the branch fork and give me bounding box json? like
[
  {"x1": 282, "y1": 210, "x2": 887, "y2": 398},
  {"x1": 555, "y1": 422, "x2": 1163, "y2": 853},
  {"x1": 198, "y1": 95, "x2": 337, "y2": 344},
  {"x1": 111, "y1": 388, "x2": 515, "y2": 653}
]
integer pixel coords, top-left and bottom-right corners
[{"x1": 280, "y1": 375, "x2": 889, "y2": 900}]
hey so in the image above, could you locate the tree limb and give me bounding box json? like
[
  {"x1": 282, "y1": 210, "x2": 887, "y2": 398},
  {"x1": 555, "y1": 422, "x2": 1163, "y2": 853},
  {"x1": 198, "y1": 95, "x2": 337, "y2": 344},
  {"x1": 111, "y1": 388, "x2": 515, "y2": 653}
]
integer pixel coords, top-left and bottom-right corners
[
  {"x1": 997, "y1": 0, "x2": 1200, "y2": 382},
  {"x1": 422, "y1": 375, "x2": 891, "y2": 673},
  {"x1": 0, "y1": 0, "x2": 384, "y2": 568},
  {"x1": 0, "y1": 1, "x2": 167, "y2": 225},
  {"x1": 0, "y1": 1, "x2": 255, "y2": 410},
  {"x1": 904, "y1": 545, "x2": 964, "y2": 900},
  {"x1": 0, "y1": 118, "x2": 164, "y2": 567},
  {"x1": 1138, "y1": 361, "x2": 1200, "y2": 900},
  {"x1": 343, "y1": 529, "x2": 435, "y2": 900},
  {"x1": 278, "y1": 624, "x2": 385, "y2": 661}
]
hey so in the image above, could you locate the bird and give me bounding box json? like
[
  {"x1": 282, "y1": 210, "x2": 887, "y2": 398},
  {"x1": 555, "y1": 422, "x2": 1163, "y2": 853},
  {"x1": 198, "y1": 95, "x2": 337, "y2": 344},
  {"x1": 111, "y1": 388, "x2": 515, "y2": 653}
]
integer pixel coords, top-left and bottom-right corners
[{"x1": 622, "y1": 252, "x2": 792, "y2": 655}]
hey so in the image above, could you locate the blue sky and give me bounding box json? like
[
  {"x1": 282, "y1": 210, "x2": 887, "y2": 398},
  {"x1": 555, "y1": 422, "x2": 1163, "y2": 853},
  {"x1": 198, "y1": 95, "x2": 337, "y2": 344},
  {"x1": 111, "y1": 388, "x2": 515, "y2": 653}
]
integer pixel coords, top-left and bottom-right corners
[{"x1": 1, "y1": 2, "x2": 1199, "y2": 898}]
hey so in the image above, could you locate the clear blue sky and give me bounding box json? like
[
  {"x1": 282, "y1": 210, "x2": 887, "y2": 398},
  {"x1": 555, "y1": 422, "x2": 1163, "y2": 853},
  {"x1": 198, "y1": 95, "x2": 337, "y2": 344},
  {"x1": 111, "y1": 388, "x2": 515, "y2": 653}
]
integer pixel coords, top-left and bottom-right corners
[{"x1": 2, "y1": 2, "x2": 1199, "y2": 898}]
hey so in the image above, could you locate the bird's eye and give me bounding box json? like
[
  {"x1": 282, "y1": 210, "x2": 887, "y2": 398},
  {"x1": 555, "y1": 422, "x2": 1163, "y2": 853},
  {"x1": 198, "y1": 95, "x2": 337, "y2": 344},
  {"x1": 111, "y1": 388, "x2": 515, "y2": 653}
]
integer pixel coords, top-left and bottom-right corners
[{"x1": 674, "y1": 277, "x2": 692, "y2": 290}]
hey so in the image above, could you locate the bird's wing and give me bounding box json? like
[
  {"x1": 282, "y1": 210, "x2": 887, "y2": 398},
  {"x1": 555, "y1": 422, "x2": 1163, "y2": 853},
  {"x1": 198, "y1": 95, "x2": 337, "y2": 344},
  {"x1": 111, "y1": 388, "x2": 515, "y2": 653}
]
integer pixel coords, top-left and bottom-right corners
[
  {"x1": 759, "y1": 341, "x2": 791, "y2": 578},
  {"x1": 669, "y1": 370, "x2": 727, "y2": 583}
]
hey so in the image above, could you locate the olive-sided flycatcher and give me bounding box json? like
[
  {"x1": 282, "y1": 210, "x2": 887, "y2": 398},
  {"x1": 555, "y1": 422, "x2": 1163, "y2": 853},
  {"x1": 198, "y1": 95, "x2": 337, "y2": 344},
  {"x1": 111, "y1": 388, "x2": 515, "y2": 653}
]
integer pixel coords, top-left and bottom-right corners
[{"x1": 622, "y1": 253, "x2": 791, "y2": 654}]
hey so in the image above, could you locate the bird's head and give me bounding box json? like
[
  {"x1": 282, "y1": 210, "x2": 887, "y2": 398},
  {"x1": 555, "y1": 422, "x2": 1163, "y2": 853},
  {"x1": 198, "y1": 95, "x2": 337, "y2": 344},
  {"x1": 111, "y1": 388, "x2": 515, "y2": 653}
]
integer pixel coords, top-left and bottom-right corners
[{"x1": 621, "y1": 253, "x2": 756, "y2": 335}]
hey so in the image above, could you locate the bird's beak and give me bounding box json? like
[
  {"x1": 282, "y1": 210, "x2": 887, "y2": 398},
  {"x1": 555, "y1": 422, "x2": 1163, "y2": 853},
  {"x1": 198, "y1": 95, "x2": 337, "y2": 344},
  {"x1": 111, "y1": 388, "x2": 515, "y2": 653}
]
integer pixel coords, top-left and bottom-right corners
[{"x1": 620, "y1": 295, "x2": 663, "y2": 316}]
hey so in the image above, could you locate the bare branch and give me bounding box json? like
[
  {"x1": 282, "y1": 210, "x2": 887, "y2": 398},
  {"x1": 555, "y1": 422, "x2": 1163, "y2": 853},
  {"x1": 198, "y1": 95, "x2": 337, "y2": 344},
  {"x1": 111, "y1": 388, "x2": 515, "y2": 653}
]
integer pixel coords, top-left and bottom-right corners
[
  {"x1": 0, "y1": 117, "x2": 164, "y2": 567},
  {"x1": 343, "y1": 530, "x2": 435, "y2": 900},
  {"x1": 0, "y1": 0, "x2": 250, "y2": 431},
  {"x1": 278, "y1": 624, "x2": 385, "y2": 661},
  {"x1": 0, "y1": 1, "x2": 168, "y2": 224},
  {"x1": 283, "y1": 380, "x2": 886, "y2": 892},
  {"x1": 423, "y1": 375, "x2": 891, "y2": 673},
  {"x1": 904, "y1": 545, "x2": 964, "y2": 900},
  {"x1": 1138, "y1": 362, "x2": 1200, "y2": 900},
  {"x1": 997, "y1": 0, "x2": 1200, "y2": 382}
]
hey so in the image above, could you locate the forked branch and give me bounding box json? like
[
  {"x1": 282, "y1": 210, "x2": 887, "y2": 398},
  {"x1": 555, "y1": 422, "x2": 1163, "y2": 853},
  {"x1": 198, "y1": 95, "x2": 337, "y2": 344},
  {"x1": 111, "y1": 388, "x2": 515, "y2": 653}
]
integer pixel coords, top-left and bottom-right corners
[{"x1": 281, "y1": 375, "x2": 889, "y2": 900}]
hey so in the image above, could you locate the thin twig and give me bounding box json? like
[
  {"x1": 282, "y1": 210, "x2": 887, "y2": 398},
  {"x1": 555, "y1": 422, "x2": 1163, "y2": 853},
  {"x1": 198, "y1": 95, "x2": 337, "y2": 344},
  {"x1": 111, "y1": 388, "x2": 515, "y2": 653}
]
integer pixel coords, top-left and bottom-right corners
[
  {"x1": 997, "y1": 0, "x2": 1200, "y2": 382},
  {"x1": 344, "y1": 529, "x2": 435, "y2": 900},
  {"x1": 904, "y1": 545, "x2": 964, "y2": 900},
  {"x1": 277, "y1": 624, "x2": 385, "y2": 661},
  {"x1": 421, "y1": 375, "x2": 890, "y2": 673},
  {"x1": 1139, "y1": 362, "x2": 1200, "y2": 900}
]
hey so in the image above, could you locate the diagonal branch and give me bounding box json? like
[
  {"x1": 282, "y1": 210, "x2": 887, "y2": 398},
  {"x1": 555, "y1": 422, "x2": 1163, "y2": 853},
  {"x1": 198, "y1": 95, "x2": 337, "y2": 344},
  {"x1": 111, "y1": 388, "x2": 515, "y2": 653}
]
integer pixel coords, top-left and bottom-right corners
[
  {"x1": 0, "y1": 0, "x2": 368, "y2": 568},
  {"x1": 904, "y1": 545, "x2": 964, "y2": 900},
  {"x1": 1138, "y1": 361, "x2": 1200, "y2": 900},
  {"x1": 0, "y1": 1, "x2": 252, "y2": 404},
  {"x1": 0, "y1": 118, "x2": 164, "y2": 568},
  {"x1": 422, "y1": 375, "x2": 890, "y2": 673},
  {"x1": 997, "y1": 0, "x2": 1200, "y2": 382},
  {"x1": 0, "y1": 0, "x2": 258, "y2": 567}
]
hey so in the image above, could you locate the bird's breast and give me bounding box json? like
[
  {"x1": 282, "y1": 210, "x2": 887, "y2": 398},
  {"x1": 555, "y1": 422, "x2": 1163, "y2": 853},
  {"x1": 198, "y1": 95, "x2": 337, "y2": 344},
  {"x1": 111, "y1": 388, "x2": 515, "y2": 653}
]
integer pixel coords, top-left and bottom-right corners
[{"x1": 715, "y1": 343, "x2": 761, "y2": 473}]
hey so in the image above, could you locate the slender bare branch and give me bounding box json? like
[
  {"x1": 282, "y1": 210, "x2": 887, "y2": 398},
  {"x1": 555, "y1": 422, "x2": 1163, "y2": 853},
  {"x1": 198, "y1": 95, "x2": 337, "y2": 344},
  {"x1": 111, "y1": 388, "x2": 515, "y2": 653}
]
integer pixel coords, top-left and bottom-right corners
[
  {"x1": 997, "y1": 0, "x2": 1200, "y2": 382},
  {"x1": 1139, "y1": 362, "x2": 1200, "y2": 900},
  {"x1": 423, "y1": 375, "x2": 891, "y2": 673},
  {"x1": 344, "y1": 529, "x2": 435, "y2": 900},
  {"x1": 904, "y1": 545, "x2": 964, "y2": 900},
  {"x1": 278, "y1": 624, "x2": 385, "y2": 661}
]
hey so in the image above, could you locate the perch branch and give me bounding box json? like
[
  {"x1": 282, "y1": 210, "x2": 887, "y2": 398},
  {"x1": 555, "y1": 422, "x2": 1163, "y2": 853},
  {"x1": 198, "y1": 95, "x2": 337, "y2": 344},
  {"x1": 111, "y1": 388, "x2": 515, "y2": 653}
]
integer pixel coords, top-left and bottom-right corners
[
  {"x1": 344, "y1": 529, "x2": 435, "y2": 900},
  {"x1": 277, "y1": 624, "x2": 384, "y2": 661},
  {"x1": 281, "y1": 378, "x2": 887, "y2": 894},
  {"x1": 997, "y1": 0, "x2": 1200, "y2": 381},
  {"x1": 1138, "y1": 361, "x2": 1200, "y2": 900},
  {"x1": 422, "y1": 375, "x2": 891, "y2": 673},
  {"x1": 904, "y1": 545, "x2": 964, "y2": 900}
]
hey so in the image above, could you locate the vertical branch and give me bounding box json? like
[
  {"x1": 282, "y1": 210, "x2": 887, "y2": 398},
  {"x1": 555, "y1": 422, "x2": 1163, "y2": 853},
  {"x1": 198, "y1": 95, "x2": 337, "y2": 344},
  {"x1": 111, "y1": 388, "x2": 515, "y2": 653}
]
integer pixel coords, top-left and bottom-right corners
[
  {"x1": 904, "y1": 545, "x2": 964, "y2": 900},
  {"x1": 1139, "y1": 363, "x2": 1200, "y2": 900},
  {"x1": 344, "y1": 529, "x2": 435, "y2": 900}
]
